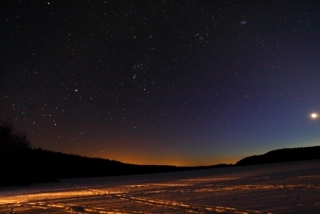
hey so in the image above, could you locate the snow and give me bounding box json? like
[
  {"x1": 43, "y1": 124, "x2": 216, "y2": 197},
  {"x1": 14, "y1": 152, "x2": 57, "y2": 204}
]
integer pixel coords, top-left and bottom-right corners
[{"x1": 1, "y1": 160, "x2": 320, "y2": 213}]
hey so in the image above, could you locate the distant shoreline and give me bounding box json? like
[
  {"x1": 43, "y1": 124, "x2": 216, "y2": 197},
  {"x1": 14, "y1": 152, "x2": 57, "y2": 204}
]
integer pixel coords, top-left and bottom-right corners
[
  {"x1": 236, "y1": 146, "x2": 320, "y2": 166},
  {"x1": 1, "y1": 145, "x2": 320, "y2": 187}
]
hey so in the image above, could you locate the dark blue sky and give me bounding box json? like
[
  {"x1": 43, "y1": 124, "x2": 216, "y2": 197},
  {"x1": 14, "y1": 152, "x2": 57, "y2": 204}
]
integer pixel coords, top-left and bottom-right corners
[{"x1": 1, "y1": 0, "x2": 320, "y2": 165}]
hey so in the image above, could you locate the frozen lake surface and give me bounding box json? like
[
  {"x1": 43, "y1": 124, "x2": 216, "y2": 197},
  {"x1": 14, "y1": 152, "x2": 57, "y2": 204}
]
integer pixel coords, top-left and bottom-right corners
[{"x1": 1, "y1": 160, "x2": 320, "y2": 213}]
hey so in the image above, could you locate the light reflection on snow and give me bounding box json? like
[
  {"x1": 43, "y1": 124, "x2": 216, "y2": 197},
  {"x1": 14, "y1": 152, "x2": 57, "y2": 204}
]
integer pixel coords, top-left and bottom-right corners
[
  {"x1": 1, "y1": 160, "x2": 320, "y2": 213},
  {"x1": 195, "y1": 184, "x2": 320, "y2": 192}
]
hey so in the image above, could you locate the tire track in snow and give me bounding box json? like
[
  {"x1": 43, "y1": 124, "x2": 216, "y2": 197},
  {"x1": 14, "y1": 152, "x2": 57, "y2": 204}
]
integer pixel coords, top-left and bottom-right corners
[
  {"x1": 86, "y1": 188, "x2": 270, "y2": 213},
  {"x1": 2, "y1": 201, "x2": 145, "y2": 214},
  {"x1": 112, "y1": 193, "x2": 268, "y2": 214},
  {"x1": 0, "y1": 188, "x2": 269, "y2": 214}
]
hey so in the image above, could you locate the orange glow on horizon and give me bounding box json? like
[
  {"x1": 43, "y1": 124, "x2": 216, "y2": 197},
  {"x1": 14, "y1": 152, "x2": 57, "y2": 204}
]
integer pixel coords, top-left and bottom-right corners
[{"x1": 98, "y1": 153, "x2": 239, "y2": 166}]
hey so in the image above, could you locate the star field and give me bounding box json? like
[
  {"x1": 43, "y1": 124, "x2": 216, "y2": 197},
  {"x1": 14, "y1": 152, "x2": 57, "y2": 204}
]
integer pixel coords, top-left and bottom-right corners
[{"x1": 1, "y1": 1, "x2": 320, "y2": 166}]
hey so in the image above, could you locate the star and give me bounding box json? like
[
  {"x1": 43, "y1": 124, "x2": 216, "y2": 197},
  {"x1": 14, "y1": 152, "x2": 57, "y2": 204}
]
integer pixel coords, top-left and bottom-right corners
[{"x1": 240, "y1": 20, "x2": 247, "y2": 25}]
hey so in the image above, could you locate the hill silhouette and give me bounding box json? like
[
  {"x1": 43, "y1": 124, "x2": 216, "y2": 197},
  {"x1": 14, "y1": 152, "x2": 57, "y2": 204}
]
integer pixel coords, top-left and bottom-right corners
[
  {"x1": 2, "y1": 120, "x2": 320, "y2": 187},
  {"x1": 236, "y1": 146, "x2": 320, "y2": 166},
  {"x1": 0, "y1": 120, "x2": 230, "y2": 187},
  {"x1": 0, "y1": 146, "x2": 230, "y2": 187}
]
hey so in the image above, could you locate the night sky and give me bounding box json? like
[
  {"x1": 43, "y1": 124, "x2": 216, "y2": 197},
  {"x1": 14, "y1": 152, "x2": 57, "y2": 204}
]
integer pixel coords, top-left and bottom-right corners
[{"x1": 1, "y1": 1, "x2": 320, "y2": 166}]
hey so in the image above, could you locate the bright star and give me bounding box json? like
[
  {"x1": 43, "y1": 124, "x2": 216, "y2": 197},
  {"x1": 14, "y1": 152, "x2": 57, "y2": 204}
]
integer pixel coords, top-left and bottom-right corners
[
  {"x1": 311, "y1": 113, "x2": 318, "y2": 119},
  {"x1": 240, "y1": 20, "x2": 247, "y2": 25}
]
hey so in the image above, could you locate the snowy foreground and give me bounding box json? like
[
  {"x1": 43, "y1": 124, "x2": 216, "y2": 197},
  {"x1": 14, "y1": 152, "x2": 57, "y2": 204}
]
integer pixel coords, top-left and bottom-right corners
[{"x1": 1, "y1": 160, "x2": 320, "y2": 214}]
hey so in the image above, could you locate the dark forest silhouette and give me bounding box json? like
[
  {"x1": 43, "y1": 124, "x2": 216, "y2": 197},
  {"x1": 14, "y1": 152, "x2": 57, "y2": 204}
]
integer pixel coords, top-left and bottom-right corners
[
  {"x1": 236, "y1": 146, "x2": 320, "y2": 166},
  {"x1": 0, "y1": 120, "x2": 230, "y2": 187},
  {"x1": 1, "y1": 120, "x2": 319, "y2": 187}
]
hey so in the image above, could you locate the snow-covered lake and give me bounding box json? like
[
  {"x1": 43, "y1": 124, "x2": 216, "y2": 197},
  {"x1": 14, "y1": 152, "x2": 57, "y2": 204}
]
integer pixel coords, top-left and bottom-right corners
[{"x1": 1, "y1": 160, "x2": 320, "y2": 213}]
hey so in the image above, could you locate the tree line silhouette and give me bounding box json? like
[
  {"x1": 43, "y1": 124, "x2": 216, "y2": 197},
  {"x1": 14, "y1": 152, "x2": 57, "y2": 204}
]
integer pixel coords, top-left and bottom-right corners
[
  {"x1": 236, "y1": 146, "x2": 320, "y2": 166},
  {"x1": 1, "y1": 120, "x2": 319, "y2": 187},
  {"x1": 0, "y1": 120, "x2": 230, "y2": 187}
]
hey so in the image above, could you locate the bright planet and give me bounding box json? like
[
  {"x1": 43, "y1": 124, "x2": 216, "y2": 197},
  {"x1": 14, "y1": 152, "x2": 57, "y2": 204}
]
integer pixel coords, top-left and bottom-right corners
[{"x1": 311, "y1": 113, "x2": 318, "y2": 119}]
